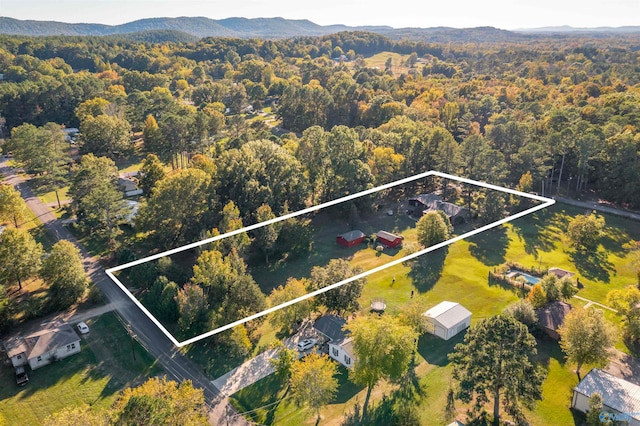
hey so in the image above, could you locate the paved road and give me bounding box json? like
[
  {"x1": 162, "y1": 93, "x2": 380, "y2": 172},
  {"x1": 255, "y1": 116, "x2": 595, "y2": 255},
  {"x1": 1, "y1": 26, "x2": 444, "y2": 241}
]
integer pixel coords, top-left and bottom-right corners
[
  {"x1": 1, "y1": 159, "x2": 249, "y2": 425},
  {"x1": 213, "y1": 321, "x2": 313, "y2": 396},
  {"x1": 555, "y1": 196, "x2": 640, "y2": 221}
]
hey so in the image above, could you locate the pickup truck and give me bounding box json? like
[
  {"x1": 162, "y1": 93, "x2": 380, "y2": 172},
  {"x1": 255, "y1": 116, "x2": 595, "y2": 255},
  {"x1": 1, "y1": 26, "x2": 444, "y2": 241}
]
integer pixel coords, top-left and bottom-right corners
[{"x1": 15, "y1": 366, "x2": 29, "y2": 386}]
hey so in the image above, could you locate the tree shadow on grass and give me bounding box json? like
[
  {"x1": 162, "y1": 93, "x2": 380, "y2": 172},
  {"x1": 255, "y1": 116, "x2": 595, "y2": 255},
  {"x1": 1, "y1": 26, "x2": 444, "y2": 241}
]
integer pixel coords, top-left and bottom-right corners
[
  {"x1": 408, "y1": 247, "x2": 448, "y2": 294},
  {"x1": 509, "y1": 208, "x2": 557, "y2": 257},
  {"x1": 600, "y1": 226, "x2": 631, "y2": 256},
  {"x1": 334, "y1": 365, "x2": 364, "y2": 404},
  {"x1": 569, "y1": 249, "x2": 615, "y2": 283},
  {"x1": 417, "y1": 332, "x2": 464, "y2": 367},
  {"x1": 467, "y1": 226, "x2": 508, "y2": 266},
  {"x1": 534, "y1": 336, "x2": 566, "y2": 370}
]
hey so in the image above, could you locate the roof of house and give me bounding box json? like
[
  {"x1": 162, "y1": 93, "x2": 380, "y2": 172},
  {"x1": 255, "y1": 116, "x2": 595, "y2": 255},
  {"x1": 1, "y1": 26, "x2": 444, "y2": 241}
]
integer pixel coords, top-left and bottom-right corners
[
  {"x1": 411, "y1": 194, "x2": 469, "y2": 218},
  {"x1": 423, "y1": 301, "x2": 472, "y2": 329},
  {"x1": 29, "y1": 324, "x2": 79, "y2": 359},
  {"x1": 574, "y1": 368, "x2": 640, "y2": 421},
  {"x1": 332, "y1": 337, "x2": 355, "y2": 358},
  {"x1": 4, "y1": 324, "x2": 79, "y2": 361},
  {"x1": 376, "y1": 230, "x2": 401, "y2": 241},
  {"x1": 411, "y1": 193, "x2": 442, "y2": 207},
  {"x1": 313, "y1": 315, "x2": 347, "y2": 341},
  {"x1": 5, "y1": 337, "x2": 30, "y2": 358},
  {"x1": 338, "y1": 230, "x2": 365, "y2": 242},
  {"x1": 536, "y1": 301, "x2": 571, "y2": 332},
  {"x1": 548, "y1": 267, "x2": 576, "y2": 279},
  {"x1": 438, "y1": 201, "x2": 469, "y2": 218}
]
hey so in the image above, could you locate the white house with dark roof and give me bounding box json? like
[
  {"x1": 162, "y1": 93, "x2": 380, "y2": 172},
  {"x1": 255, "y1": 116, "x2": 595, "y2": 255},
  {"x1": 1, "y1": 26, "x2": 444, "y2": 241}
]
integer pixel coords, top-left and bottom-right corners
[
  {"x1": 572, "y1": 368, "x2": 640, "y2": 426},
  {"x1": 328, "y1": 337, "x2": 356, "y2": 369},
  {"x1": 313, "y1": 315, "x2": 356, "y2": 368},
  {"x1": 5, "y1": 324, "x2": 81, "y2": 370},
  {"x1": 422, "y1": 301, "x2": 472, "y2": 340}
]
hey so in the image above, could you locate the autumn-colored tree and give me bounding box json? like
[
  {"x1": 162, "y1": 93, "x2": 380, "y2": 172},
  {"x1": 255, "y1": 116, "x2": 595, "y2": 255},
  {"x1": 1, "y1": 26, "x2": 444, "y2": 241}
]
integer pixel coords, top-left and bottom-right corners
[
  {"x1": 607, "y1": 286, "x2": 640, "y2": 346},
  {"x1": 112, "y1": 377, "x2": 208, "y2": 425},
  {"x1": 0, "y1": 184, "x2": 26, "y2": 227},
  {"x1": 290, "y1": 353, "x2": 338, "y2": 422},
  {"x1": 268, "y1": 278, "x2": 313, "y2": 332},
  {"x1": 527, "y1": 283, "x2": 547, "y2": 308},
  {"x1": 567, "y1": 212, "x2": 605, "y2": 251}
]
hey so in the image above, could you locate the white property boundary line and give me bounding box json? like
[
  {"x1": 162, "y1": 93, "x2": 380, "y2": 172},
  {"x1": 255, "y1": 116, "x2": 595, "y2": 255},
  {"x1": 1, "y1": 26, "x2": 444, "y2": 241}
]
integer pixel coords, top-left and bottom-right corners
[{"x1": 105, "y1": 170, "x2": 555, "y2": 347}]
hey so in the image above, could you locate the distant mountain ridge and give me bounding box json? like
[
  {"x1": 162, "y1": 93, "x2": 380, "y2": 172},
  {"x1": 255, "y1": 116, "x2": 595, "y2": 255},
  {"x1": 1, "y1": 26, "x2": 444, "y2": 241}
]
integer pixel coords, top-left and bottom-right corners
[
  {"x1": 0, "y1": 16, "x2": 394, "y2": 39},
  {"x1": 0, "y1": 16, "x2": 638, "y2": 41},
  {"x1": 515, "y1": 25, "x2": 640, "y2": 33}
]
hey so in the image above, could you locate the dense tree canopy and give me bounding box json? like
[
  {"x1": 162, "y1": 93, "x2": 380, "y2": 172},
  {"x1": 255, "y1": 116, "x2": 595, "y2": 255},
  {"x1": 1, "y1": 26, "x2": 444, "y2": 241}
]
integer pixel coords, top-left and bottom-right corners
[
  {"x1": 41, "y1": 240, "x2": 88, "y2": 309},
  {"x1": 346, "y1": 315, "x2": 417, "y2": 420},
  {"x1": 449, "y1": 315, "x2": 546, "y2": 424}
]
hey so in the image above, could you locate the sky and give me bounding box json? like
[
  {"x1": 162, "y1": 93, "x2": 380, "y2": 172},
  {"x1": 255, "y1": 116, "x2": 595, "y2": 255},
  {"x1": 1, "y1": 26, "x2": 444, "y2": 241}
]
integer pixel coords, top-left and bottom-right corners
[{"x1": 1, "y1": 0, "x2": 639, "y2": 30}]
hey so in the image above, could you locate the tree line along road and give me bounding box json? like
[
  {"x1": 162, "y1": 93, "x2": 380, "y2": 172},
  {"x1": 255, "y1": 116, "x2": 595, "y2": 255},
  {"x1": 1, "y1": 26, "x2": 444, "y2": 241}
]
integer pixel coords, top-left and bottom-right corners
[{"x1": 0, "y1": 158, "x2": 250, "y2": 426}]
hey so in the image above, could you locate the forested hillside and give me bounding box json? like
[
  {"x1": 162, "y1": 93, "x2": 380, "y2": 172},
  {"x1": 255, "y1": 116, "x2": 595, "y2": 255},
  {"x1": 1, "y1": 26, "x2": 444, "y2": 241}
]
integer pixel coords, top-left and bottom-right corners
[{"x1": 1, "y1": 31, "x2": 639, "y2": 209}]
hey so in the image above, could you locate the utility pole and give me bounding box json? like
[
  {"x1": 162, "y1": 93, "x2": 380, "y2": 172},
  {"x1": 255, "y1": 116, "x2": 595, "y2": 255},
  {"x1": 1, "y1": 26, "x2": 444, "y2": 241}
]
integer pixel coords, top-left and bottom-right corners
[{"x1": 127, "y1": 324, "x2": 136, "y2": 361}]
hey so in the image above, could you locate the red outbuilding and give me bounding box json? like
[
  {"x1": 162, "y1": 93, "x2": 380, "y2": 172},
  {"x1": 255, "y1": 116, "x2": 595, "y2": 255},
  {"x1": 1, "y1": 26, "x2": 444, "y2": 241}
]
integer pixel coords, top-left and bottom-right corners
[
  {"x1": 336, "y1": 230, "x2": 366, "y2": 248},
  {"x1": 375, "y1": 230, "x2": 403, "y2": 248}
]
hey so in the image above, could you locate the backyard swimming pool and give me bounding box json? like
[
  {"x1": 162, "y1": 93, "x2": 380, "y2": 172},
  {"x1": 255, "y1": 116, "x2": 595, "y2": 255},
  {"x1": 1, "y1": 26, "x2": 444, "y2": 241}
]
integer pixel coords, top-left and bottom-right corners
[{"x1": 506, "y1": 270, "x2": 541, "y2": 285}]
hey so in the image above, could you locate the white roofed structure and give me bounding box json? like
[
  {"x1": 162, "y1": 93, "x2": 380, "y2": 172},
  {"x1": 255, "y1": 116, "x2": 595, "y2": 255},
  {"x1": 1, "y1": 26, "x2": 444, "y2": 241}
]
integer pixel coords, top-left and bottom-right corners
[
  {"x1": 572, "y1": 369, "x2": 640, "y2": 425},
  {"x1": 422, "y1": 301, "x2": 472, "y2": 340}
]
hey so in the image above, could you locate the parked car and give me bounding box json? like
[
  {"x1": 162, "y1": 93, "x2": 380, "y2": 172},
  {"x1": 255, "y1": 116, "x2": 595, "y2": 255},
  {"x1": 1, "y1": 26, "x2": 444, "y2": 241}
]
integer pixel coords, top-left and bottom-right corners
[
  {"x1": 77, "y1": 322, "x2": 89, "y2": 334},
  {"x1": 297, "y1": 338, "x2": 317, "y2": 352},
  {"x1": 15, "y1": 366, "x2": 28, "y2": 386}
]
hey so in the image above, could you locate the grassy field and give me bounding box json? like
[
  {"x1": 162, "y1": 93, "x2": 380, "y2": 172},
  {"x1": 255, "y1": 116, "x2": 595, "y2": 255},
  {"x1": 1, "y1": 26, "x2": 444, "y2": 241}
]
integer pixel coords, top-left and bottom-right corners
[
  {"x1": 0, "y1": 313, "x2": 161, "y2": 425},
  {"x1": 361, "y1": 52, "x2": 419, "y2": 76},
  {"x1": 228, "y1": 200, "x2": 640, "y2": 425}
]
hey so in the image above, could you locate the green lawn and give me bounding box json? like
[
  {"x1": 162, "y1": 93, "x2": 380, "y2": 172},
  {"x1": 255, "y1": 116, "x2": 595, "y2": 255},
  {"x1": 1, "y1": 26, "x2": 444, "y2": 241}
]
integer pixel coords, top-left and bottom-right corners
[
  {"x1": 36, "y1": 186, "x2": 70, "y2": 205},
  {"x1": 228, "y1": 200, "x2": 640, "y2": 425},
  {"x1": 0, "y1": 313, "x2": 161, "y2": 426}
]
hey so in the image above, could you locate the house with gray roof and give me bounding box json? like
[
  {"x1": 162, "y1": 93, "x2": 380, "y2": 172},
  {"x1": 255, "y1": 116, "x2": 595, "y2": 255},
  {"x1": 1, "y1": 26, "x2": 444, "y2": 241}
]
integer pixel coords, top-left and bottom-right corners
[
  {"x1": 5, "y1": 324, "x2": 81, "y2": 370},
  {"x1": 407, "y1": 193, "x2": 470, "y2": 225},
  {"x1": 572, "y1": 368, "x2": 640, "y2": 426},
  {"x1": 313, "y1": 315, "x2": 356, "y2": 368}
]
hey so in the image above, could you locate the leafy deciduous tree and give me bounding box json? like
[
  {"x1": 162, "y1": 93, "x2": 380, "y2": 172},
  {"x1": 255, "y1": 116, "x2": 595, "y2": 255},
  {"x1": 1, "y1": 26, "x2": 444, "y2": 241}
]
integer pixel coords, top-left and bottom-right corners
[
  {"x1": 558, "y1": 307, "x2": 617, "y2": 379},
  {"x1": 41, "y1": 240, "x2": 88, "y2": 309},
  {"x1": 416, "y1": 211, "x2": 450, "y2": 248},
  {"x1": 309, "y1": 259, "x2": 365, "y2": 314},
  {"x1": 268, "y1": 278, "x2": 313, "y2": 332},
  {"x1": 290, "y1": 353, "x2": 339, "y2": 423},
  {"x1": 112, "y1": 377, "x2": 208, "y2": 426},
  {"x1": 0, "y1": 184, "x2": 26, "y2": 227},
  {"x1": 0, "y1": 228, "x2": 43, "y2": 290},
  {"x1": 347, "y1": 315, "x2": 418, "y2": 420},
  {"x1": 567, "y1": 213, "x2": 605, "y2": 251}
]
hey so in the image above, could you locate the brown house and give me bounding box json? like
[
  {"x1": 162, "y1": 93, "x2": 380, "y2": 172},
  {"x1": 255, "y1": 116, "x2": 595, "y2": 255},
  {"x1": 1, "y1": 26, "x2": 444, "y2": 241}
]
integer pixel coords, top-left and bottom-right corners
[{"x1": 536, "y1": 301, "x2": 572, "y2": 340}]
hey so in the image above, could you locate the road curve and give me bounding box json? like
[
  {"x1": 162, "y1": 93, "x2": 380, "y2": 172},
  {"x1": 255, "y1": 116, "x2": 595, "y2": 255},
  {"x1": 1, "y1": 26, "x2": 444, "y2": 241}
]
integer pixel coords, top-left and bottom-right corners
[{"x1": 1, "y1": 158, "x2": 250, "y2": 425}]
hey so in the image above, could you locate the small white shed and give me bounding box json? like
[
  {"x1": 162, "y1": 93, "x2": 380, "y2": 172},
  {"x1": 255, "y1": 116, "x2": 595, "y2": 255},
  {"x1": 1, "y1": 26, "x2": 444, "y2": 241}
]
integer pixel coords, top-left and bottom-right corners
[
  {"x1": 422, "y1": 301, "x2": 471, "y2": 340},
  {"x1": 572, "y1": 368, "x2": 640, "y2": 426}
]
